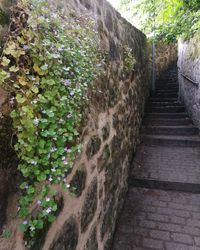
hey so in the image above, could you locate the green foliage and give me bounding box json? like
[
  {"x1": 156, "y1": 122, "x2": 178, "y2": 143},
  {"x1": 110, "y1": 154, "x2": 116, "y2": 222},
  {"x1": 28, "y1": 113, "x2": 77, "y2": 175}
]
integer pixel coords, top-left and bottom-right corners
[
  {"x1": 123, "y1": 45, "x2": 136, "y2": 73},
  {"x1": 0, "y1": 0, "x2": 102, "y2": 247},
  {"x1": 119, "y1": 0, "x2": 200, "y2": 42}
]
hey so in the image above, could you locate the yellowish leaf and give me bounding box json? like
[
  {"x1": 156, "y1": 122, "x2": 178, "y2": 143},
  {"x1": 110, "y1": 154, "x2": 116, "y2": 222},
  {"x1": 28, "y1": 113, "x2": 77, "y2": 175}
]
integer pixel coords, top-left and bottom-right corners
[
  {"x1": 1, "y1": 57, "x2": 10, "y2": 67},
  {"x1": 33, "y1": 64, "x2": 45, "y2": 76},
  {"x1": 18, "y1": 76, "x2": 28, "y2": 86}
]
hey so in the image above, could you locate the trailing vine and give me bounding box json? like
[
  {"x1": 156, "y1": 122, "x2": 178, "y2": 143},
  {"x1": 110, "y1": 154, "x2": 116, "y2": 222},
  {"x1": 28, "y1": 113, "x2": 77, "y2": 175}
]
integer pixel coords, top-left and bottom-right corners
[{"x1": 0, "y1": 0, "x2": 102, "y2": 247}]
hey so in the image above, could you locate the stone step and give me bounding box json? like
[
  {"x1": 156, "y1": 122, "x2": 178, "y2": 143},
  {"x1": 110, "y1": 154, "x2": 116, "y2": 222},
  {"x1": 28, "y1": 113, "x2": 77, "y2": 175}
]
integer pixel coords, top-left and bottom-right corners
[
  {"x1": 156, "y1": 82, "x2": 178, "y2": 86},
  {"x1": 145, "y1": 112, "x2": 188, "y2": 119},
  {"x1": 131, "y1": 144, "x2": 200, "y2": 186},
  {"x1": 143, "y1": 118, "x2": 193, "y2": 126},
  {"x1": 156, "y1": 88, "x2": 179, "y2": 92},
  {"x1": 142, "y1": 134, "x2": 200, "y2": 147},
  {"x1": 156, "y1": 93, "x2": 178, "y2": 98},
  {"x1": 149, "y1": 97, "x2": 178, "y2": 102},
  {"x1": 148, "y1": 102, "x2": 182, "y2": 107},
  {"x1": 156, "y1": 89, "x2": 178, "y2": 94},
  {"x1": 146, "y1": 106, "x2": 185, "y2": 113},
  {"x1": 142, "y1": 125, "x2": 199, "y2": 136},
  {"x1": 128, "y1": 179, "x2": 200, "y2": 193}
]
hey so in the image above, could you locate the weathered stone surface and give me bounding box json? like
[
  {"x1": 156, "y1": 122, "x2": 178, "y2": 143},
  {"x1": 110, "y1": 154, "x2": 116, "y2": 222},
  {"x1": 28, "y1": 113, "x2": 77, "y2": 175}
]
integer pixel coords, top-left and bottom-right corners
[
  {"x1": 156, "y1": 42, "x2": 177, "y2": 78},
  {"x1": 49, "y1": 217, "x2": 78, "y2": 250},
  {"x1": 97, "y1": 144, "x2": 110, "y2": 173},
  {"x1": 99, "y1": 194, "x2": 116, "y2": 240},
  {"x1": 84, "y1": 226, "x2": 98, "y2": 250},
  {"x1": 105, "y1": 9, "x2": 113, "y2": 32},
  {"x1": 81, "y1": 178, "x2": 97, "y2": 232},
  {"x1": 0, "y1": 170, "x2": 8, "y2": 233},
  {"x1": 102, "y1": 122, "x2": 110, "y2": 141},
  {"x1": 70, "y1": 165, "x2": 86, "y2": 197},
  {"x1": 86, "y1": 135, "x2": 101, "y2": 160},
  {"x1": 178, "y1": 35, "x2": 200, "y2": 129},
  {"x1": 109, "y1": 39, "x2": 120, "y2": 61}
]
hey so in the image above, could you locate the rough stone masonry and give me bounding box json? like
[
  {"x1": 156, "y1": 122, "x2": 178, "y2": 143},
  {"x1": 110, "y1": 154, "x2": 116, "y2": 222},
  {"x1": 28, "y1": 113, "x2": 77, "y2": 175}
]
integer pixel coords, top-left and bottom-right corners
[{"x1": 0, "y1": 0, "x2": 178, "y2": 249}]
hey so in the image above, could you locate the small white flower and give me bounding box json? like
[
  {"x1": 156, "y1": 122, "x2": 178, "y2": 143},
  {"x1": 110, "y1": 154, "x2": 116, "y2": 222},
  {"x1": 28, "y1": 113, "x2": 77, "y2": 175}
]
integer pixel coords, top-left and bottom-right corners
[
  {"x1": 65, "y1": 147, "x2": 71, "y2": 153},
  {"x1": 33, "y1": 118, "x2": 39, "y2": 126},
  {"x1": 31, "y1": 160, "x2": 37, "y2": 165},
  {"x1": 66, "y1": 184, "x2": 70, "y2": 188},
  {"x1": 51, "y1": 168, "x2": 56, "y2": 173},
  {"x1": 23, "y1": 220, "x2": 28, "y2": 225},
  {"x1": 59, "y1": 118, "x2": 64, "y2": 124},
  {"x1": 49, "y1": 176, "x2": 53, "y2": 182},
  {"x1": 46, "y1": 197, "x2": 50, "y2": 202},
  {"x1": 51, "y1": 147, "x2": 57, "y2": 153},
  {"x1": 10, "y1": 97, "x2": 15, "y2": 105},
  {"x1": 70, "y1": 91, "x2": 75, "y2": 96},
  {"x1": 62, "y1": 156, "x2": 65, "y2": 160},
  {"x1": 32, "y1": 99, "x2": 38, "y2": 104},
  {"x1": 46, "y1": 207, "x2": 52, "y2": 214},
  {"x1": 57, "y1": 177, "x2": 61, "y2": 181},
  {"x1": 37, "y1": 200, "x2": 42, "y2": 205},
  {"x1": 30, "y1": 226, "x2": 35, "y2": 231},
  {"x1": 63, "y1": 160, "x2": 68, "y2": 165}
]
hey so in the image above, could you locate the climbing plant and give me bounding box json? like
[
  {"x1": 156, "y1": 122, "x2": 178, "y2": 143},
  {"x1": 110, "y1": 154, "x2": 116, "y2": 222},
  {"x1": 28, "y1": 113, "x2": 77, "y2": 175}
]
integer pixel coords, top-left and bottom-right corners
[
  {"x1": 119, "y1": 0, "x2": 200, "y2": 42},
  {"x1": 0, "y1": 0, "x2": 102, "y2": 247}
]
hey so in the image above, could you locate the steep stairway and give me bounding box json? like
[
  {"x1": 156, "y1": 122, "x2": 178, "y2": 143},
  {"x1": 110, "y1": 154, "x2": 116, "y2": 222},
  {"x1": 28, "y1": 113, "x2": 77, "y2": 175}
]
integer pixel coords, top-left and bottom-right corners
[{"x1": 112, "y1": 66, "x2": 200, "y2": 249}]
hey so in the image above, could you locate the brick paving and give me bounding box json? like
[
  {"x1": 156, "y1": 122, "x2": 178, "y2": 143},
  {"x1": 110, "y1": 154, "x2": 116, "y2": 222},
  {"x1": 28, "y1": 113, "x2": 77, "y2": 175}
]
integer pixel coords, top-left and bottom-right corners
[
  {"x1": 132, "y1": 145, "x2": 200, "y2": 184},
  {"x1": 112, "y1": 66, "x2": 200, "y2": 250},
  {"x1": 112, "y1": 188, "x2": 200, "y2": 250}
]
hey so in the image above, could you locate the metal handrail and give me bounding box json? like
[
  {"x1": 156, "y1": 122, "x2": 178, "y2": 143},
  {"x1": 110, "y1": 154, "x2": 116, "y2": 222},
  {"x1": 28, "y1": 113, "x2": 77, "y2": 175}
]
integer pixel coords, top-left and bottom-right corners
[{"x1": 179, "y1": 71, "x2": 199, "y2": 87}]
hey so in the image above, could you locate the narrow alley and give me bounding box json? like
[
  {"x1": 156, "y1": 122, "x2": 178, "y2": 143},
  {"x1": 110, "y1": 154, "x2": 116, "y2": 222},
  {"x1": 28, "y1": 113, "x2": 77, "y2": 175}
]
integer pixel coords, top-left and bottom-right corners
[{"x1": 112, "y1": 66, "x2": 200, "y2": 250}]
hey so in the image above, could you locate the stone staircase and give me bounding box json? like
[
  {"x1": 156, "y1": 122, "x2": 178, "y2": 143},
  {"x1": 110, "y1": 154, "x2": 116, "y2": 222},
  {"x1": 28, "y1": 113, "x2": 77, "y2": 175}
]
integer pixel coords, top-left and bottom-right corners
[{"x1": 112, "y1": 66, "x2": 200, "y2": 249}]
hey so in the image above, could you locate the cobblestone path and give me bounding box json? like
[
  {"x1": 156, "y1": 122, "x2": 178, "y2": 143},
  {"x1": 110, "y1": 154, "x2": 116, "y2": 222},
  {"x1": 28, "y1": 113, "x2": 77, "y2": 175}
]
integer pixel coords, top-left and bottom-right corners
[{"x1": 112, "y1": 66, "x2": 200, "y2": 250}]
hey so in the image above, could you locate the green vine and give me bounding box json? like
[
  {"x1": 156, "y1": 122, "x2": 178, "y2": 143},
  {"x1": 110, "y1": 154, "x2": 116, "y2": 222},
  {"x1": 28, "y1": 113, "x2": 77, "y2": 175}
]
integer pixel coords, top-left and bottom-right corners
[
  {"x1": 123, "y1": 45, "x2": 136, "y2": 74},
  {"x1": 0, "y1": 0, "x2": 102, "y2": 247}
]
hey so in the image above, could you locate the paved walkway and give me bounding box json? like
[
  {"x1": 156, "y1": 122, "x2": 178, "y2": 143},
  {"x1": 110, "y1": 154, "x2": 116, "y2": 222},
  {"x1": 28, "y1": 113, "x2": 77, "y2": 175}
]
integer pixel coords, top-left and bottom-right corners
[{"x1": 112, "y1": 66, "x2": 200, "y2": 250}]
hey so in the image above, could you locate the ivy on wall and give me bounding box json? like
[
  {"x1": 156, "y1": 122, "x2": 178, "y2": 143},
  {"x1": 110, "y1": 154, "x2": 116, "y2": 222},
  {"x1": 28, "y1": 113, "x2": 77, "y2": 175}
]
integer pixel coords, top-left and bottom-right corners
[{"x1": 0, "y1": 0, "x2": 102, "y2": 246}]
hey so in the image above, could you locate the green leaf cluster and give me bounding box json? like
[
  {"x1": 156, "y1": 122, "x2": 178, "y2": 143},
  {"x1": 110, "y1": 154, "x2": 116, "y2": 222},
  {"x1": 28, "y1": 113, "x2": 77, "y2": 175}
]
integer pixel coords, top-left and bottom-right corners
[
  {"x1": 119, "y1": 0, "x2": 200, "y2": 42},
  {"x1": 0, "y1": 0, "x2": 102, "y2": 246}
]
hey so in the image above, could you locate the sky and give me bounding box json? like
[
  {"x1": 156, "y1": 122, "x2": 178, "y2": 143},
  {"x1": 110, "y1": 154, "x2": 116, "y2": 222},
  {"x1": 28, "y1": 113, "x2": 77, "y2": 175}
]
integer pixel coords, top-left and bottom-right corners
[{"x1": 107, "y1": 0, "x2": 121, "y2": 9}]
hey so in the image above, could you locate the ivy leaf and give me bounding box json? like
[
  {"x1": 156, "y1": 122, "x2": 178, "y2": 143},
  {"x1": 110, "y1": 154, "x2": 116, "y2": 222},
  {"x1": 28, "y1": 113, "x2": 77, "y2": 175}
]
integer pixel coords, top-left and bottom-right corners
[
  {"x1": 1, "y1": 57, "x2": 10, "y2": 67},
  {"x1": 18, "y1": 76, "x2": 28, "y2": 86},
  {"x1": 33, "y1": 64, "x2": 45, "y2": 76},
  {"x1": 31, "y1": 86, "x2": 39, "y2": 93},
  {"x1": 9, "y1": 66, "x2": 19, "y2": 72},
  {"x1": 16, "y1": 94, "x2": 26, "y2": 104}
]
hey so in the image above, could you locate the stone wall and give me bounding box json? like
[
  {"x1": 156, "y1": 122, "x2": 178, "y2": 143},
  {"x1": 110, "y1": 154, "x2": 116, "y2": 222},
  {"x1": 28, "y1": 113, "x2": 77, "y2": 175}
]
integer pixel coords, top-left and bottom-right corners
[
  {"x1": 34, "y1": 1, "x2": 149, "y2": 249},
  {"x1": 39, "y1": 1, "x2": 149, "y2": 249},
  {"x1": 178, "y1": 36, "x2": 200, "y2": 129},
  {"x1": 0, "y1": 0, "x2": 150, "y2": 249},
  {"x1": 156, "y1": 42, "x2": 177, "y2": 79}
]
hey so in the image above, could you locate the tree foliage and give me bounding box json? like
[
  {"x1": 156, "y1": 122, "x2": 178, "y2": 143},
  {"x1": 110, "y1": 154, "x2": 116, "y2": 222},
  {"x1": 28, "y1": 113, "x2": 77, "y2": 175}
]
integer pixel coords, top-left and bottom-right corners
[{"x1": 119, "y1": 0, "x2": 200, "y2": 42}]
